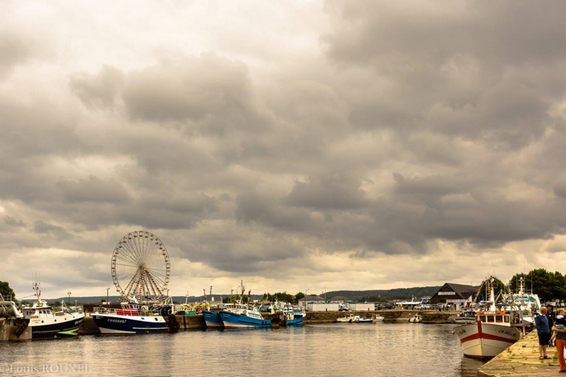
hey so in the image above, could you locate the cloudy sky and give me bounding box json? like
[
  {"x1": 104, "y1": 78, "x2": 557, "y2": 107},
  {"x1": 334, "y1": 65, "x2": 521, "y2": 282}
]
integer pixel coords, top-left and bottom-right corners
[{"x1": 2, "y1": 1, "x2": 566, "y2": 299}]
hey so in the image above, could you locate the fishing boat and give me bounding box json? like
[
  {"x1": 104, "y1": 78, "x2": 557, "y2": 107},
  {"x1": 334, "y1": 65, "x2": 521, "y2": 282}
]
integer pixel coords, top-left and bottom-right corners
[
  {"x1": 219, "y1": 305, "x2": 271, "y2": 329},
  {"x1": 503, "y1": 276, "x2": 540, "y2": 326},
  {"x1": 0, "y1": 294, "x2": 32, "y2": 341},
  {"x1": 202, "y1": 309, "x2": 223, "y2": 328},
  {"x1": 283, "y1": 307, "x2": 305, "y2": 326},
  {"x1": 19, "y1": 282, "x2": 84, "y2": 339},
  {"x1": 92, "y1": 301, "x2": 167, "y2": 335},
  {"x1": 218, "y1": 281, "x2": 271, "y2": 329},
  {"x1": 272, "y1": 302, "x2": 305, "y2": 326},
  {"x1": 452, "y1": 278, "x2": 522, "y2": 359}
]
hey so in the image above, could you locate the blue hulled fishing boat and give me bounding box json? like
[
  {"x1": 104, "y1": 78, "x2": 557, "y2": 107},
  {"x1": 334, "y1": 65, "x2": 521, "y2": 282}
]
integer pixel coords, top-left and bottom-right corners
[
  {"x1": 219, "y1": 306, "x2": 271, "y2": 329},
  {"x1": 202, "y1": 309, "x2": 223, "y2": 328}
]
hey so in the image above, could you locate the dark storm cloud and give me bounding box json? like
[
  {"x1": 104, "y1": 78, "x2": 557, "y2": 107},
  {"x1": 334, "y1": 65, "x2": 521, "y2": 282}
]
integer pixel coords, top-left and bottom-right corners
[
  {"x1": 4, "y1": 1, "x2": 566, "y2": 295},
  {"x1": 321, "y1": 1, "x2": 566, "y2": 147},
  {"x1": 285, "y1": 174, "x2": 366, "y2": 210},
  {"x1": 235, "y1": 192, "x2": 313, "y2": 232},
  {"x1": 121, "y1": 54, "x2": 269, "y2": 137},
  {"x1": 57, "y1": 176, "x2": 131, "y2": 204}
]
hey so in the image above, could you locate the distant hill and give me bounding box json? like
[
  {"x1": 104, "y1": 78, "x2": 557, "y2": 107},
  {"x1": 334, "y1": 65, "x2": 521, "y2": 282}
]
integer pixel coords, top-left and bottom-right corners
[
  {"x1": 324, "y1": 287, "x2": 441, "y2": 301},
  {"x1": 33, "y1": 286, "x2": 441, "y2": 305}
]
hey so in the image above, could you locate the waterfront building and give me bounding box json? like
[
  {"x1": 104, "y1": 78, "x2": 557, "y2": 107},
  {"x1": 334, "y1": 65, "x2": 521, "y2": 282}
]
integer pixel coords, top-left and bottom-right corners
[
  {"x1": 298, "y1": 295, "x2": 324, "y2": 311},
  {"x1": 430, "y1": 283, "x2": 477, "y2": 310}
]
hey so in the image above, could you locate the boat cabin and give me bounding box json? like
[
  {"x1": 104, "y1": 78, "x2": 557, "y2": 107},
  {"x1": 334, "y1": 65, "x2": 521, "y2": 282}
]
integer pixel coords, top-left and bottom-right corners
[
  {"x1": 475, "y1": 310, "x2": 522, "y2": 326},
  {"x1": 22, "y1": 306, "x2": 53, "y2": 319}
]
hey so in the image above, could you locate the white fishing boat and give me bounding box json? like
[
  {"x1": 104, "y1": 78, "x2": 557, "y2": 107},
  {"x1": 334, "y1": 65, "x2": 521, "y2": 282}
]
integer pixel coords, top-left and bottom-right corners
[
  {"x1": 503, "y1": 276, "x2": 540, "y2": 326},
  {"x1": 452, "y1": 278, "x2": 522, "y2": 359},
  {"x1": 92, "y1": 300, "x2": 168, "y2": 335},
  {"x1": 19, "y1": 282, "x2": 85, "y2": 339}
]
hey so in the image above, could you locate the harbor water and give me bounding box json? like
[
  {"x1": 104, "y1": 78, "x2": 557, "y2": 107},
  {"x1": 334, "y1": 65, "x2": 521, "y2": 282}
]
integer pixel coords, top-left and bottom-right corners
[{"x1": 0, "y1": 322, "x2": 485, "y2": 377}]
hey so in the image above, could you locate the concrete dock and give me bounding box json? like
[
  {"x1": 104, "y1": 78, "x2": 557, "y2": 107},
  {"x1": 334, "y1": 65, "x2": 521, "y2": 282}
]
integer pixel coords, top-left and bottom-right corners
[{"x1": 478, "y1": 330, "x2": 563, "y2": 377}]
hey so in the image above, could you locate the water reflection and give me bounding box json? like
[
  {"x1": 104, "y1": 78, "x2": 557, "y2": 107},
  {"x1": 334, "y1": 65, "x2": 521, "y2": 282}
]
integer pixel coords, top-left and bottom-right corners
[{"x1": 0, "y1": 323, "x2": 486, "y2": 377}]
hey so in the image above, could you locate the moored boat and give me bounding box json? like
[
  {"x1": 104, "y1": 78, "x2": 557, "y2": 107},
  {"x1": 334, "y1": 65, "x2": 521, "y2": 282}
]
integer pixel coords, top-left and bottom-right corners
[
  {"x1": 336, "y1": 314, "x2": 356, "y2": 323},
  {"x1": 503, "y1": 276, "x2": 540, "y2": 327},
  {"x1": 21, "y1": 282, "x2": 84, "y2": 339},
  {"x1": 273, "y1": 302, "x2": 305, "y2": 326},
  {"x1": 202, "y1": 309, "x2": 223, "y2": 328},
  {"x1": 452, "y1": 278, "x2": 523, "y2": 359},
  {"x1": 373, "y1": 315, "x2": 384, "y2": 323},
  {"x1": 337, "y1": 314, "x2": 373, "y2": 323},
  {"x1": 353, "y1": 316, "x2": 373, "y2": 323},
  {"x1": 92, "y1": 301, "x2": 167, "y2": 335},
  {"x1": 283, "y1": 308, "x2": 305, "y2": 326},
  {"x1": 0, "y1": 294, "x2": 32, "y2": 341},
  {"x1": 219, "y1": 306, "x2": 271, "y2": 329}
]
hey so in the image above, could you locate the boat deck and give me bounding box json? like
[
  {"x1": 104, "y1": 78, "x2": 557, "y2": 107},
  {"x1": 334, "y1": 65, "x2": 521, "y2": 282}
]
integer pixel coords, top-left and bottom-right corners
[{"x1": 478, "y1": 330, "x2": 563, "y2": 377}]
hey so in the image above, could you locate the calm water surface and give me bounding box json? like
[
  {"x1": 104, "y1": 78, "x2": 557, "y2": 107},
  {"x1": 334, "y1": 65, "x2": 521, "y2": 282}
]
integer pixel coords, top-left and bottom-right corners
[{"x1": 0, "y1": 323, "x2": 485, "y2": 377}]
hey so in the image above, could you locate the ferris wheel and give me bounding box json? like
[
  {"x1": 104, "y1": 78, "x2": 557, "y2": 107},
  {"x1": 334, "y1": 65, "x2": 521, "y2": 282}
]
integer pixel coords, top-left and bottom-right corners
[{"x1": 111, "y1": 230, "x2": 171, "y2": 302}]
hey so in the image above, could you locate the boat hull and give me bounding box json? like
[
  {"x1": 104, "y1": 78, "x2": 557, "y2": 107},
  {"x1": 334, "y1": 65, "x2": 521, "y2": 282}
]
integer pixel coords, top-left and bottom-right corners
[
  {"x1": 29, "y1": 315, "x2": 84, "y2": 339},
  {"x1": 219, "y1": 310, "x2": 271, "y2": 329},
  {"x1": 453, "y1": 321, "x2": 521, "y2": 359},
  {"x1": 286, "y1": 316, "x2": 304, "y2": 326},
  {"x1": 92, "y1": 313, "x2": 167, "y2": 335},
  {"x1": 202, "y1": 310, "x2": 223, "y2": 328}
]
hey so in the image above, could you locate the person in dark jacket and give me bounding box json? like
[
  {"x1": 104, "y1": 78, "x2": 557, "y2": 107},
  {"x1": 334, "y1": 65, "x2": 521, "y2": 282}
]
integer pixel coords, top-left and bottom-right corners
[
  {"x1": 547, "y1": 305, "x2": 556, "y2": 346},
  {"x1": 552, "y1": 309, "x2": 566, "y2": 373},
  {"x1": 535, "y1": 307, "x2": 551, "y2": 360}
]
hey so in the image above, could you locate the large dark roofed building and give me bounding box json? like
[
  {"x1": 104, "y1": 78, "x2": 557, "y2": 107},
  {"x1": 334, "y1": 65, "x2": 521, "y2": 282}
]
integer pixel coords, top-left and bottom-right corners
[{"x1": 430, "y1": 283, "x2": 478, "y2": 309}]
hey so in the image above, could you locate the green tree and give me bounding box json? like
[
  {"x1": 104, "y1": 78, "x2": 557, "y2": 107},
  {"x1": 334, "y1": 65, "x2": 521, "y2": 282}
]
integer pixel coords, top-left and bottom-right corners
[
  {"x1": 0, "y1": 281, "x2": 16, "y2": 300},
  {"x1": 508, "y1": 268, "x2": 565, "y2": 303}
]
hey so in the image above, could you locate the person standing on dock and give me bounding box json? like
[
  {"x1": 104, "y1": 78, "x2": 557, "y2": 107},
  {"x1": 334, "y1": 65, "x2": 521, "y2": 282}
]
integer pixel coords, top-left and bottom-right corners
[
  {"x1": 535, "y1": 307, "x2": 551, "y2": 360},
  {"x1": 547, "y1": 305, "x2": 556, "y2": 346},
  {"x1": 552, "y1": 309, "x2": 566, "y2": 373}
]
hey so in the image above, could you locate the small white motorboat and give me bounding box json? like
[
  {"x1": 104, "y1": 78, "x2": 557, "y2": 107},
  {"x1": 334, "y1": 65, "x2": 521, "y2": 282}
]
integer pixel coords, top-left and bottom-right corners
[{"x1": 373, "y1": 315, "x2": 384, "y2": 323}]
